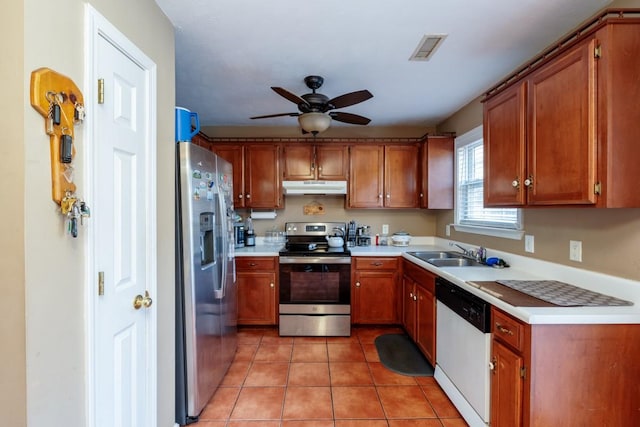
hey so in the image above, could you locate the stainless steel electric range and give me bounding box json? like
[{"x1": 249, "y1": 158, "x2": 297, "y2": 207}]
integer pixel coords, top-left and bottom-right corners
[{"x1": 278, "y1": 222, "x2": 351, "y2": 336}]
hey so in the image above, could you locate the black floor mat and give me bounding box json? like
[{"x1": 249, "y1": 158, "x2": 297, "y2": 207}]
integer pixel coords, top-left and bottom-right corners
[{"x1": 374, "y1": 333, "x2": 434, "y2": 377}]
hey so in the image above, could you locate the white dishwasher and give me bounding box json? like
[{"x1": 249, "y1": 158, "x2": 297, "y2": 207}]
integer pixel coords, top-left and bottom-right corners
[{"x1": 434, "y1": 277, "x2": 491, "y2": 427}]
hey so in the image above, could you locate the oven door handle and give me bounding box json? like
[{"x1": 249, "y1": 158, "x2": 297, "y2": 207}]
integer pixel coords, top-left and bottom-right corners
[{"x1": 279, "y1": 256, "x2": 351, "y2": 265}]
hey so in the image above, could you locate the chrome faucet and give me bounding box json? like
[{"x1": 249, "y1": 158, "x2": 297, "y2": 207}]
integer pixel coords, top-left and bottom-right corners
[
  {"x1": 450, "y1": 242, "x2": 471, "y2": 256},
  {"x1": 450, "y1": 242, "x2": 486, "y2": 263}
]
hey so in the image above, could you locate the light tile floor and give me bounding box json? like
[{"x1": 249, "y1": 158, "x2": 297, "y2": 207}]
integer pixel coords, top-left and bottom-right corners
[{"x1": 192, "y1": 326, "x2": 469, "y2": 427}]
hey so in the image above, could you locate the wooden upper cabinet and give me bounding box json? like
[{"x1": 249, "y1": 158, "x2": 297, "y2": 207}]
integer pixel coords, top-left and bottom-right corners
[
  {"x1": 420, "y1": 136, "x2": 454, "y2": 209},
  {"x1": 348, "y1": 144, "x2": 419, "y2": 208},
  {"x1": 282, "y1": 145, "x2": 315, "y2": 180},
  {"x1": 282, "y1": 144, "x2": 348, "y2": 181},
  {"x1": 244, "y1": 144, "x2": 282, "y2": 208},
  {"x1": 384, "y1": 145, "x2": 419, "y2": 208},
  {"x1": 527, "y1": 37, "x2": 597, "y2": 206},
  {"x1": 485, "y1": 38, "x2": 596, "y2": 207},
  {"x1": 484, "y1": 17, "x2": 640, "y2": 208},
  {"x1": 316, "y1": 145, "x2": 348, "y2": 180},
  {"x1": 484, "y1": 82, "x2": 527, "y2": 206},
  {"x1": 210, "y1": 144, "x2": 245, "y2": 208},
  {"x1": 348, "y1": 145, "x2": 385, "y2": 208}
]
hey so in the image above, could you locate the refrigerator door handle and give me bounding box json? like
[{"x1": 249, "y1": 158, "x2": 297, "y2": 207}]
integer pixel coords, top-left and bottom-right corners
[{"x1": 214, "y1": 188, "x2": 226, "y2": 300}]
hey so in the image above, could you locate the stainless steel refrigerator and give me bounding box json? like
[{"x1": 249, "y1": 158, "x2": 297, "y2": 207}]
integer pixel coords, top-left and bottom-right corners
[{"x1": 175, "y1": 141, "x2": 237, "y2": 425}]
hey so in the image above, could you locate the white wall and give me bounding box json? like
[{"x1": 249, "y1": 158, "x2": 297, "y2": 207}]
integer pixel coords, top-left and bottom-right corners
[{"x1": 1, "y1": 1, "x2": 176, "y2": 426}]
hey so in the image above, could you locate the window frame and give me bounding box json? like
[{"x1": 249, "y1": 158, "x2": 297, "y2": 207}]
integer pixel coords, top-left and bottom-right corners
[{"x1": 453, "y1": 125, "x2": 524, "y2": 240}]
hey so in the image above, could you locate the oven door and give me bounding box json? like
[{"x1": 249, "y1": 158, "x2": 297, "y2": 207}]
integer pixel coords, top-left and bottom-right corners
[{"x1": 279, "y1": 257, "x2": 351, "y2": 307}]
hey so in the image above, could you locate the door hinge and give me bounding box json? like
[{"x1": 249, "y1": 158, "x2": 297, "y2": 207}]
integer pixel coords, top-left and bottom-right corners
[
  {"x1": 98, "y1": 271, "x2": 105, "y2": 296},
  {"x1": 98, "y1": 78, "x2": 105, "y2": 104},
  {"x1": 594, "y1": 182, "x2": 602, "y2": 195},
  {"x1": 594, "y1": 45, "x2": 602, "y2": 59},
  {"x1": 520, "y1": 366, "x2": 527, "y2": 379}
]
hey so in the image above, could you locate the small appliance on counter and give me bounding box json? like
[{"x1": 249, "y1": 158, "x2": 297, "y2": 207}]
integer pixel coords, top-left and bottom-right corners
[
  {"x1": 233, "y1": 222, "x2": 245, "y2": 248},
  {"x1": 391, "y1": 231, "x2": 411, "y2": 246},
  {"x1": 356, "y1": 225, "x2": 371, "y2": 246},
  {"x1": 244, "y1": 217, "x2": 255, "y2": 246}
]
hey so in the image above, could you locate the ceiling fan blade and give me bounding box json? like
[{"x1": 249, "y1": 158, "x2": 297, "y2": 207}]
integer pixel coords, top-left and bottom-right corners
[
  {"x1": 327, "y1": 90, "x2": 373, "y2": 109},
  {"x1": 271, "y1": 87, "x2": 309, "y2": 107},
  {"x1": 329, "y1": 111, "x2": 371, "y2": 125},
  {"x1": 250, "y1": 112, "x2": 300, "y2": 119}
]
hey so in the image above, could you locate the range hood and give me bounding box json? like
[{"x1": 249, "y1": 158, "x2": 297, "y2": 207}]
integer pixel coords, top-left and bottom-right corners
[{"x1": 282, "y1": 180, "x2": 347, "y2": 195}]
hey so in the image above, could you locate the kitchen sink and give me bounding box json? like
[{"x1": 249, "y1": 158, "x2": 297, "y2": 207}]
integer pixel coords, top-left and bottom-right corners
[
  {"x1": 407, "y1": 251, "x2": 463, "y2": 260},
  {"x1": 406, "y1": 251, "x2": 486, "y2": 267},
  {"x1": 426, "y1": 258, "x2": 485, "y2": 267}
]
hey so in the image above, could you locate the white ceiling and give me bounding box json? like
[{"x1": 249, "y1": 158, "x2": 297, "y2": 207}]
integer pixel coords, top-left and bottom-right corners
[{"x1": 155, "y1": 0, "x2": 611, "y2": 136}]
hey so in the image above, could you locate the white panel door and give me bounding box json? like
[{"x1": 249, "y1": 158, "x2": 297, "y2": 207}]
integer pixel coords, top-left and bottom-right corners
[{"x1": 94, "y1": 30, "x2": 154, "y2": 427}]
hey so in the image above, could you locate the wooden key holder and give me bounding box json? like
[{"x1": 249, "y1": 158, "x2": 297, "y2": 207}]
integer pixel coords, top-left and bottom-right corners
[{"x1": 30, "y1": 67, "x2": 84, "y2": 204}]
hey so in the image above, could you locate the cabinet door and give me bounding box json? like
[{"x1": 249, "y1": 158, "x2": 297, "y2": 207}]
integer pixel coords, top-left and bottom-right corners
[
  {"x1": 282, "y1": 144, "x2": 315, "y2": 180},
  {"x1": 384, "y1": 145, "x2": 419, "y2": 208},
  {"x1": 490, "y1": 340, "x2": 524, "y2": 427},
  {"x1": 420, "y1": 136, "x2": 454, "y2": 209},
  {"x1": 211, "y1": 144, "x2": 245, "y2": 208},
  {"x1": 244, "y1": 144, "x2": 282, "y2": 208},
  {"x1": 484, "y1": 82, "x2": 527, "y2": 206},
  {"x1": 316, "y1": 145, "x2": 348, "y2": 180},
  {"x1": 237, "y1": 271, "x2": 276, "y2": 325},
  {"x1": 415, "y1": 282, "x2": 436, "y2": 366},
  {"x1": 402, "y1": 275, "x2": 416, "y2": 339},
  {"x1": 348, "y1": 145, "x2": 384, "y2": 208},
  {"x1": 527, "y1": 38, "x2": 597, "y2": 205},
  {"x1": 352, "y1": 270, "x2": 398, "y2": 324}
]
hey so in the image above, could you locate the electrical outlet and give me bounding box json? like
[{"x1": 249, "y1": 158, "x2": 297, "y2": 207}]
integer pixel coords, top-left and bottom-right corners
[
  {"x1": 382, "y1": 224, "x2": 389, "y2": 235},
  {"x1": 569, "y1": 240, "x2": 582, "y2": 262},
  {"x1": 524, "y1": 235, "x2": 535, "y2": 253},
  {"x1": 445, "y1": 224, "x2": 451, "y2": 236}
]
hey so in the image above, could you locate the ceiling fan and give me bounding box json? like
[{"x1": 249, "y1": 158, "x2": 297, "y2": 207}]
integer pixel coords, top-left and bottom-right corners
[{"x1": 250, "y1": 75, "x2": 373, "y2": 135}]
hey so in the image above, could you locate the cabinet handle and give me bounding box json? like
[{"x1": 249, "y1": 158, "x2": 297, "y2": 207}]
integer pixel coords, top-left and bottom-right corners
[
  {"x1": 246, "y1": 194, "x2": 251, "y2": 199},
  {"x1": 409, "y1": 292, "x2": 414, "y2": 299},
  {"x1": 371, "y1": 262, "x2": 383, "y2": 267},
  {"x1": 238, "y1": 194, "x2": 243, "y2": 199},
  {"x1": 495, "y1": 323, "x2": 514, "y2": 336},
  {"x1": 386, "y1": 194, "x2": 390, "y2": 199},
  {"x1": 249, "y1": 263, "x2": 257, "y2": 267},
  {"x1": 356, "y1": 281, "x2": 361, "y2": 288},
  {"x1": 524, "y1": 176, "x2": 533, "y2": 187},
  {"x1": 512, "y1": 178, "x2": 519, "y2": 188},
  {"x1": 378, "y1": 194, "x2": 383, "y2": 199},
  {"x1": 413, "y1": 295, "x2": 417, "y2": 301},
  {"x1": 490, "y1": 356, "x2": 497, "y2": 373},
  {"x1": 318, "y1": 166, "x2": 322, "y2": 171},
  {"x1": 270, "y1": 283, "x2": 275, "y2": 288}
]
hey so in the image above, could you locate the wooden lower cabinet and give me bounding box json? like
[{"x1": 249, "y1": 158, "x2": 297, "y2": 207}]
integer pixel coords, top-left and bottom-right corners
[
  {"x1": 236, "y1": 256, "x2": 277, "y2": 325},
  {"x1": 401, "y1": 259, "x2": 436, "y2": 365},
  {"x1": 490, "y1": 306, "x2": 640, "y2": 427},
  {"x1": 351, "y1": 257, "x2": 399, "y2": 324}
]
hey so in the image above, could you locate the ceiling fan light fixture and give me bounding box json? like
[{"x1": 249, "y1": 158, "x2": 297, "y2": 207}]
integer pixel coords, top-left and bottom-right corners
[{"x1": 298, "y1": 112, "x2": 331, "y2": 135}]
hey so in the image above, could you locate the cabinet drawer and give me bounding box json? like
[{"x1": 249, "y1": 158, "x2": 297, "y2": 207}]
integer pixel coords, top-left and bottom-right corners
[
  {"x1": 236, "y1": 257, "x2": 276, "y2": 271},
  {"x1": 492, "y1": 309, "x2": 525, "y2": 352},
  {"x1": 354, "y1": 257, "x2": 399, "y2": 270}
]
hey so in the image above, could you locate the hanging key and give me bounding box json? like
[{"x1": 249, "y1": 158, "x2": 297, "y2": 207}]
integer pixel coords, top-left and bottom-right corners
[
  {"x1": 79, "y1": 200, "x2": 91, "y2": 225},
  {"x1": 70, "y1": 202, "x2": 80, "y2": 238},
  {"x1": 74, "y1": 103, "x2": 85, "y2": 124},
  {"x1": 60, "y1": 129, "x2": 73, "y2": 163}
]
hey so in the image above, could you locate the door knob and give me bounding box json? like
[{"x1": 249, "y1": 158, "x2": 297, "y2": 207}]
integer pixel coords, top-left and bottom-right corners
[{"x1": 133, "y1": 290, "x2": 153, "y2": 310}]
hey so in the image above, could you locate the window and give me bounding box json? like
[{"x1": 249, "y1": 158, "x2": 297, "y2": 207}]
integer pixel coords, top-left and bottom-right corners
[{"x1": 454, "y1": 126, "x2": 523, "y2": 239}]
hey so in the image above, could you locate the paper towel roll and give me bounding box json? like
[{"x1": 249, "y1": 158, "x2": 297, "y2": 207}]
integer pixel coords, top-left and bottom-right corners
[{"x1": 250, "y1": 210, "x2": 277, "y2": 220}]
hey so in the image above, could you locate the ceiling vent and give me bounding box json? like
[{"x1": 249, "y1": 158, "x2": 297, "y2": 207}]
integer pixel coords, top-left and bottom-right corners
[{"x1": 409, "y1": 34, "x2": 448, "y2": 61}]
